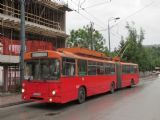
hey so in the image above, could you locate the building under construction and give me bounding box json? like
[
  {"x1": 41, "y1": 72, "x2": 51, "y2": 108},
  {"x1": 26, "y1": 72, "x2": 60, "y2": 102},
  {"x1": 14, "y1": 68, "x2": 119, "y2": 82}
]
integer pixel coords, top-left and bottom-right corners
[{"x1": 0, "y1": 0, "x2": 71, "y2": 92}]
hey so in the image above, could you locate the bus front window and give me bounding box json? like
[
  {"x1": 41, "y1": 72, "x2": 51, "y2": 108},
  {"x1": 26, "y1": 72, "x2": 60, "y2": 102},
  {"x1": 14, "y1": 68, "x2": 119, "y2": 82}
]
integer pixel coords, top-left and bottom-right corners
[{"x1": 24, "y1": 59, "x2": 60, "y2": 81}]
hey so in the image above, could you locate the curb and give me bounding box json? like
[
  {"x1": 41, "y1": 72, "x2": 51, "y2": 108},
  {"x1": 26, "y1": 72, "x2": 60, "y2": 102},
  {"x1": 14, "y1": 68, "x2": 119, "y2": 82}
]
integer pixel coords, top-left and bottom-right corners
[
  {"x1": 0, "y1": 93, "x2": 20, "y2": 97},
  {"x1": 140, "y1": 75, "x2": 158, "y2": 80},
  {"x1": 0, "y1": 101, "x2": 31, "y2": 108}
]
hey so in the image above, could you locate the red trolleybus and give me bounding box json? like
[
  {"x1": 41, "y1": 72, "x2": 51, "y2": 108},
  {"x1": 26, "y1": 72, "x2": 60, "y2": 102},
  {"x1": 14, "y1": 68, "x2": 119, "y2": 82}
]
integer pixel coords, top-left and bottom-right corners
[{"x1": 22, "y1": 48, "x2": 139, "y2": 104}]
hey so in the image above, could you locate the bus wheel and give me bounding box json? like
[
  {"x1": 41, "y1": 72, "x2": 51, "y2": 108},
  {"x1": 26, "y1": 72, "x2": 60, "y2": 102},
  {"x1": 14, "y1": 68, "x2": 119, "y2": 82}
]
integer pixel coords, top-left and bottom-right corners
[
  {"x1": 110, "y1": 82, "x2": 115, "y2": 94},
  {"x1": 78, "y1": 87, "x2": 86, "y2": 104},
  {"x1": 130, "y1": 79, "x2": 135, "y2": 88}
]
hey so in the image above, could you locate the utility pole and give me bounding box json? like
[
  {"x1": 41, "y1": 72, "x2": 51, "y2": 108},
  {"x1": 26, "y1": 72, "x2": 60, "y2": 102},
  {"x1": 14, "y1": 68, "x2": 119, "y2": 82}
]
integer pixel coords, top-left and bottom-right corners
[
  {"x1": 90, "y1": 22, "x2": 94, "y2": 50},
  {"x1": 20, "y1": 0, "x2": 26, "y2": 85},
  {"x1": 108, "y1": 20, "x2": 111, "y2": 52}
]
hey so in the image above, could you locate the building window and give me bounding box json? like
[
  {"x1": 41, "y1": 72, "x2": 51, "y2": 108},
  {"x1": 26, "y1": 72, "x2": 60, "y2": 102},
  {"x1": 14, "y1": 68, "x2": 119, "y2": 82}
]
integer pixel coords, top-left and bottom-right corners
[{"x1": 62, "y1": 57, "x2": 75, "y2": 76}]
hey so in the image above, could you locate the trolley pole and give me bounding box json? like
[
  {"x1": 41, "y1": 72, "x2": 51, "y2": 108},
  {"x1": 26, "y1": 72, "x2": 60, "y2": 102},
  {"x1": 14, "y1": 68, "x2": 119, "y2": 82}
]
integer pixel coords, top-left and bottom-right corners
[{"x1": 20, "y1": 0, "x2": 26, "y2": 85}]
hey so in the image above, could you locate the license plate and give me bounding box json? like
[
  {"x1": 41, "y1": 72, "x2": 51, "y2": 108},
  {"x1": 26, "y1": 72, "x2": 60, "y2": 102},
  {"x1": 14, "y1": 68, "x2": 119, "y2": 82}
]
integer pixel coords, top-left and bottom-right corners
[{"x1": 33, "y1": 92, "x2": 41, "y2": 96}]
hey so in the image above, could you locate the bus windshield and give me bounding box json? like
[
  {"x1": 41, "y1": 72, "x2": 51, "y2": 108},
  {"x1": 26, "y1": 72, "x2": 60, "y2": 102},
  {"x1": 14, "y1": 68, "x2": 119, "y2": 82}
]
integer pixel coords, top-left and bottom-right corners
[{"x1": 24, "y1": 59, "x2": 60, "y2": 81}]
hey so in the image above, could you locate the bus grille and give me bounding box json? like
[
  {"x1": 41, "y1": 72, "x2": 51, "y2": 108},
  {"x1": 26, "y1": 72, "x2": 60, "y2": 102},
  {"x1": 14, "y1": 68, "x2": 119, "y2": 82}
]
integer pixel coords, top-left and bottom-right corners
[{"x1": 30, "y1": 97, "x2": 44, "y2": 100}]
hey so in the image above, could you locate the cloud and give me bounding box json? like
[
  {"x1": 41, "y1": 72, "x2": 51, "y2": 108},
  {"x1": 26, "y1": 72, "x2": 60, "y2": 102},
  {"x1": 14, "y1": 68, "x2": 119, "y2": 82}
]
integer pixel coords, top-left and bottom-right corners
[{"x1": 65, "y1": 0, "x2": 160, "y2": 50}]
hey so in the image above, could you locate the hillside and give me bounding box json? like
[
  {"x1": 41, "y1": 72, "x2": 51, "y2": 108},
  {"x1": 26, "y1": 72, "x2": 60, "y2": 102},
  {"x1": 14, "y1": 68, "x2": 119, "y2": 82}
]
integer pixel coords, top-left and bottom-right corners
[{"x1": 144, "y1": 44, "x2": 160, "y2": 48}]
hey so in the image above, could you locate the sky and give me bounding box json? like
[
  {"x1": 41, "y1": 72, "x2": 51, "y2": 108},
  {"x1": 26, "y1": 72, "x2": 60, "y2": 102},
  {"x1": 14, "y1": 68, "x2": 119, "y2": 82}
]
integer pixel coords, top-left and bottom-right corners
[{"x1": 59, "y1": 0, "x2": 160, "y2": 50}]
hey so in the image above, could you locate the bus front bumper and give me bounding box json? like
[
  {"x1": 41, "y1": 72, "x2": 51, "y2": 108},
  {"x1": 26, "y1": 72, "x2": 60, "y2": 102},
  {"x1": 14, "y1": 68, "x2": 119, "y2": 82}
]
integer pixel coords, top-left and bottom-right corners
[{"x1": 22, "y1": 94, "x2": 62, "y2": 103}]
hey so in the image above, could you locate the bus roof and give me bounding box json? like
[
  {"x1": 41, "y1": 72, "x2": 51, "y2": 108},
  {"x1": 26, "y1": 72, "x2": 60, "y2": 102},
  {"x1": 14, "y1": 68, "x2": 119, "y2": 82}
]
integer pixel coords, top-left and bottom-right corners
[
  {"x1": 120, "y1": 62, "x2": 138, "y2": 66},
  {"x1": 24, "y1": 48, "x2": 138, "y2": 65},
  {"x1": 58, "y1": 47, "x2": 106, "y2": 58},
  {"x1": 25, "y1": 49, "x2": 115, "y2": 64},
  {"x1": 60, "y1": 51, "x2": 115, "y2": 64}
]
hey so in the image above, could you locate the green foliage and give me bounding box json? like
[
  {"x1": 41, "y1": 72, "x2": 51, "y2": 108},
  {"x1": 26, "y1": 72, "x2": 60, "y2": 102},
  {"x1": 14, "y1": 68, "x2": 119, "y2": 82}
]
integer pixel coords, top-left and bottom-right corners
[
  {"x1": 145, "y1": 46, "x2": 160, "y2": 69},
  {"x1": 117, "y1": 22, "x2": 160, "y2": 71},
  {"x1": 67, "y1": 22, "x2": 160, "y2": 72},
  {"x1": 67, "y1": 24, "x2": 109, "y2": 54},
  {"x1": 16, "y1": 85, "x2": 22, "y2": 93},
  {"x1": 117, "y1": 22, "x2": 153, "y2": 71}
]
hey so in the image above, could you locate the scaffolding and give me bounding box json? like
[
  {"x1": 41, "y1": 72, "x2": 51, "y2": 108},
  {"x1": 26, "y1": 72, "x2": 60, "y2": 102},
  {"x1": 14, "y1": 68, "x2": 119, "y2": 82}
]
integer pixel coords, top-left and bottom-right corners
[
  {"x1": 0, "y1": 0, "x2": 71, "y2": 92},
  {"x1": 0, "y1": 0, "x2": 70, "y2": 37}
]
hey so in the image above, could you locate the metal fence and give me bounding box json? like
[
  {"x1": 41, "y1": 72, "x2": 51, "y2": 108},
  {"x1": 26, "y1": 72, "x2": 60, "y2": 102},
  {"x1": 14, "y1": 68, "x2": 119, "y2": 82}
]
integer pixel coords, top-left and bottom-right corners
[{"x1": 0, "y1": 66, "x2": 20, "y2": 92}]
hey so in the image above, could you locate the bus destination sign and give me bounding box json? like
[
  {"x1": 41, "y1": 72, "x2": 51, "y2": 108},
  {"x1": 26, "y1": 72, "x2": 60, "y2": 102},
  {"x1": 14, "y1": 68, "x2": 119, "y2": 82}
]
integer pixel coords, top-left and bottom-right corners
[{"x1": 32, "y1": 52, "x2": 48, "y2": 58}]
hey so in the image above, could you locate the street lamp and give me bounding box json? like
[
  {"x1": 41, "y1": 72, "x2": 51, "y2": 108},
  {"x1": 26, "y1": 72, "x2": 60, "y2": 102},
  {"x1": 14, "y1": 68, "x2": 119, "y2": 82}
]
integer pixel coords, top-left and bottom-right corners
[{"x1": 108, "y1": 17, "x2": 120, "y2": 52}]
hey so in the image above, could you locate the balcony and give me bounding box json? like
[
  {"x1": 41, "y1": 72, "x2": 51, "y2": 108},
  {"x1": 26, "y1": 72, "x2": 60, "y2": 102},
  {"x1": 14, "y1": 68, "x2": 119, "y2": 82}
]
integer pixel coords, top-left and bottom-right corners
[{"x1": 0, "y1": 54, "x2": 19, "y2": 65}]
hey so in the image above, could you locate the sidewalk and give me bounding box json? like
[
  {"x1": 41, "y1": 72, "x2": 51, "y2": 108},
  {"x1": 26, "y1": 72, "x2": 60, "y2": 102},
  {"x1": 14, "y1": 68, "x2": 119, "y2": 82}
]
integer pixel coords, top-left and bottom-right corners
[
  {"x1": 0, "y1": 93, "x2": 27, "y2": 108},
  {"x1": 140, "y1": 74, "x2": 159, "y2": 80}
]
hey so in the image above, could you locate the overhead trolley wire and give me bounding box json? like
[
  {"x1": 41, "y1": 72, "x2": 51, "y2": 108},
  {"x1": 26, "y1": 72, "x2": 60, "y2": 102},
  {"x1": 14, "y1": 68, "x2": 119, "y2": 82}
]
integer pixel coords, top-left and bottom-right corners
[
  {"x1": 110, "y1": 1, "x2": 156, "y2": 57},
  {"x1": 98, "y1": 1, "x2": 155, "y2": 31},
  {"x1": 70, "y1": 0, "x2": 105, "y2": 29},
  {"x1": 112, "y1": 1, "x2": 155, "y2": 27},
  {"x1": 84, "y1": 0, "x2": 111, "y2": 9}
]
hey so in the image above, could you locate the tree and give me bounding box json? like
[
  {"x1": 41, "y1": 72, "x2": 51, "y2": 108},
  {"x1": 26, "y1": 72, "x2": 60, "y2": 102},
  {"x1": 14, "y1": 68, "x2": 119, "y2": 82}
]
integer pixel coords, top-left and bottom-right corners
[
  {"x1": 117, "y1": 22, "x2": 152, "y2": 71},
  {"x1": 145, "y1": 46, "x2": 160, "y2": 69},
  {"x1": 67, "y1": 23, "x2": 109, "y2": 53}
]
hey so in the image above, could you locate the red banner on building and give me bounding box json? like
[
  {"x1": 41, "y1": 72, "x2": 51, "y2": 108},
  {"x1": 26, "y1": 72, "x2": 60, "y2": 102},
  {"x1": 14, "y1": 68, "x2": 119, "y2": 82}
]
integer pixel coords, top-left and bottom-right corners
[{"x1": 0, "y1": 35, "x2": 54, "y2": 55}]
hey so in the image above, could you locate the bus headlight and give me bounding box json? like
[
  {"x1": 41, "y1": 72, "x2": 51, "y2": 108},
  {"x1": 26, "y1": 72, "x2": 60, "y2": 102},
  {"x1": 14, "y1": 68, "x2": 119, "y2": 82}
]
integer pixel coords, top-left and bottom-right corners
[
  {"x1": 52, "y1": 90, "x2": 56, "y2": 95},
  {"x1": 22, "y1": 89, "x2": 25, "y2": 93},
  {"x1": 49, "y1": 98, "x2": 52, "y2": 102}
]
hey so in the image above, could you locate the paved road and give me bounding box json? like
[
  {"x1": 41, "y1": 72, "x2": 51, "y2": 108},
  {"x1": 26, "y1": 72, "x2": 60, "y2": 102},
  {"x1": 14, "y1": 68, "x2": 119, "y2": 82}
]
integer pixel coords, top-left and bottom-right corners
[{"x1": 1, "y1": 77, "x2": 160, "y2": 120}]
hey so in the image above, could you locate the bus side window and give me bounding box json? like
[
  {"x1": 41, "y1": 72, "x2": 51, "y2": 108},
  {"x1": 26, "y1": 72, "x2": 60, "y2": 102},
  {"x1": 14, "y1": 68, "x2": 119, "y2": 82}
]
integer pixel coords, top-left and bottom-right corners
[
  {"x1": 130, "y1": 66, "x2": 134, "y2": 74},
  {"x1": 78, "y1": 60, "x2": 87, "y2": 76},
  {"x1": 105, "y1": 63, "x2": 111, "y2": 75},
  {"x1": 88, "y1": 61, "x2": 97, "y2": 75},
  {"x1": 97, "y1": 62, "x2": 105, "y2": 75},
  {"x1": 122, "y1": 65, "x2": 126, "y2": 74},
  {"x1": 62, "y1": 57, "x2": 75, "y2": 76},
  {"x1": 134, "y1": 66, "x2": 138, "y2": 73},
  {"x1": 110, "y1": 64, "x2": 115, "y2": 74}
]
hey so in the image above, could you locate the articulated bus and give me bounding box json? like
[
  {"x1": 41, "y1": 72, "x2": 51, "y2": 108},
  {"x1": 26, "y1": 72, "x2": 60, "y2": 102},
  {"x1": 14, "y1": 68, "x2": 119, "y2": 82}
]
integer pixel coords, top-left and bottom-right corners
[{"x1": 22, "y1": 48, "x2": 139, "y2": 104}]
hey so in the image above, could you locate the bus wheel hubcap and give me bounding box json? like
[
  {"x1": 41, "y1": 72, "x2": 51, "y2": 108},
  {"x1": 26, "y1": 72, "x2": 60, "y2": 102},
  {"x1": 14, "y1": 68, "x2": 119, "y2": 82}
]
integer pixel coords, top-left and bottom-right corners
[
  {"x1": 79, "y1": 88, "x2": 85, "y2": 103},
  {"x1": 111, "y1": 83, "x2": 114, "y2": 93}
]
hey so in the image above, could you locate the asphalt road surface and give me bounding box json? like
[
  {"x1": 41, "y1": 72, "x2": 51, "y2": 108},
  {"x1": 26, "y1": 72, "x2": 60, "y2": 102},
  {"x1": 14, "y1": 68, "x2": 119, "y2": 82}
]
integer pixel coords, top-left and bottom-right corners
[{"x1": 1, "y1": 76, "x2": 160, "y2": 120}]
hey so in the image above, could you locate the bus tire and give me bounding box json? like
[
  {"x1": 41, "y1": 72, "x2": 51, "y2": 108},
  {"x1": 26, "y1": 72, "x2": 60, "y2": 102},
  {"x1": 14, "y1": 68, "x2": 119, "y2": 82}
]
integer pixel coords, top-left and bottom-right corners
[
  {"x1": 78, "y1": 87, "x2": 86, "y2": 104},
  {"x1": 110, "y1": 82, "x2": 115, "y2": 94},
  {"x1": 130, "y1": 79, "x2": 135, "y2": 88}
]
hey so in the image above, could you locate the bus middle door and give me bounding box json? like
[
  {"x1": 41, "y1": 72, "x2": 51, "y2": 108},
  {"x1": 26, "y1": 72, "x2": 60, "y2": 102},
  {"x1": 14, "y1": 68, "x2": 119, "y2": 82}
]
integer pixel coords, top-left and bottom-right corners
[{"x1": 116, "y1": 62, "x2": 122, "y2": 89}]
